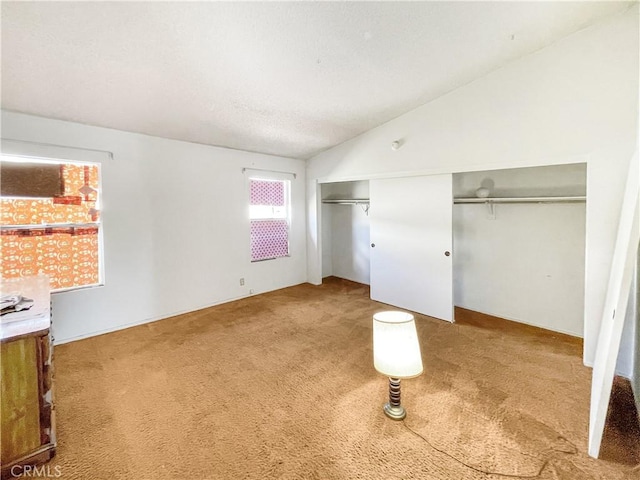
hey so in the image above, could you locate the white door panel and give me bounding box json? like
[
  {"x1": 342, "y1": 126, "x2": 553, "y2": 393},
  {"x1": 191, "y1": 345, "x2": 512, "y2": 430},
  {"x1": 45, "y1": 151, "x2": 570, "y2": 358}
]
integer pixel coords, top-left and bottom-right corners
[{"x1": 370, "y1": 175, "x2": 453, "y2": 321}]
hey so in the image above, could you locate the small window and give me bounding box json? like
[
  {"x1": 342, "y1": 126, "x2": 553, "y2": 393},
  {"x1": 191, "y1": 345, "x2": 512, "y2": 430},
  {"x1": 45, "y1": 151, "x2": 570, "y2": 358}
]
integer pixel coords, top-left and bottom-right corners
[
  {"x1": 0, "y1": 156, "x2": 103, "y2": 291},
  {"x1": 249, "y1": 178, "x2": 290, "y2": 262}
]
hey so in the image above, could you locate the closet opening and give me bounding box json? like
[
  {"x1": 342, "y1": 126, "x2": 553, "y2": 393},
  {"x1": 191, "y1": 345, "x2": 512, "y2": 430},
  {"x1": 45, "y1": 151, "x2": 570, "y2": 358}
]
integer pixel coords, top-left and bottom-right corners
[
  {"x1": 452, "y1": 163, "x2": 587, "y2": 337},
  {"x1": 320, "y1": 180, "x2": 370, "y2": 285}
]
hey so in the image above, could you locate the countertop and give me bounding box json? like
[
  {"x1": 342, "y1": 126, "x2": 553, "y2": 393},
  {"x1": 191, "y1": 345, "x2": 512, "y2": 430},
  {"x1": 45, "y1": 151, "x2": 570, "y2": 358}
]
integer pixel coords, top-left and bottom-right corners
[{"x1": 1, "y1": 313, "x2": 51, "y2": 341}]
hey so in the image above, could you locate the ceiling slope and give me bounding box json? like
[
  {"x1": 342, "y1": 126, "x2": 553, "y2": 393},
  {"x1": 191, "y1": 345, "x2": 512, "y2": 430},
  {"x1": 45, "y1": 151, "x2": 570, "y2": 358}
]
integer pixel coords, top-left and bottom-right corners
[{"x1": 1, "y1": 1, "x2": 634, "y2": 159}]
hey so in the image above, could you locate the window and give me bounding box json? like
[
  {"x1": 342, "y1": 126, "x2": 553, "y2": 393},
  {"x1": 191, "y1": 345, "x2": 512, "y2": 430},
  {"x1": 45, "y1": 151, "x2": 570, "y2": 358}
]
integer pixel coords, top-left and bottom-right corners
[
  {"x1": 249, "y1": 178, "x2": 290, "y2": 262},
  {"x1": 0, "y1": 156, "x2": 102, "y2": 291}
]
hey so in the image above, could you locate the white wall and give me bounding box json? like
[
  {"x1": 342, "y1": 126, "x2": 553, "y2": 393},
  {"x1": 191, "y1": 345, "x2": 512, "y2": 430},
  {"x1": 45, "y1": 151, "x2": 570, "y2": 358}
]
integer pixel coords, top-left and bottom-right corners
[
  {"x1": 453, "y1": 164, "x2": 587, "y2": 198},
  {"x1": 306, "y1": 6, "x2": 639, "y2": 367},
  {"x1": 454, "y1": 203, "x2": 585, "y2": 336},
  {"x1": 328, "y1": 205, "x2": 370, "y2": 285},
  {"x1": 320, "y1": 181, "x2": 370, "y2": 284},
  {"x1": 2, "y1": 110, "x2": 307, "y2": 343}
]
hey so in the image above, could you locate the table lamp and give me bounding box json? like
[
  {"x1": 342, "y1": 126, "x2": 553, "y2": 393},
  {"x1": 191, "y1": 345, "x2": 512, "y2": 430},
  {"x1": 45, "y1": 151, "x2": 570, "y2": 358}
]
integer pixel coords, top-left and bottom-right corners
[{"x1": 373, "y1": 311, "x2": 423, "y2": 420}]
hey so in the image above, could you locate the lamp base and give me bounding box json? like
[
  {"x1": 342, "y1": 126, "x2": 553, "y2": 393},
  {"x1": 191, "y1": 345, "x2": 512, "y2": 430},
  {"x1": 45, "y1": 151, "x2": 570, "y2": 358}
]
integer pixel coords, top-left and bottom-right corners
[
  {"x1": 383, "y1": 402, "x2": 406, "y2": 420},
  {"x1": 383, "y1": 378, "x2": 407, "y2": 420}
]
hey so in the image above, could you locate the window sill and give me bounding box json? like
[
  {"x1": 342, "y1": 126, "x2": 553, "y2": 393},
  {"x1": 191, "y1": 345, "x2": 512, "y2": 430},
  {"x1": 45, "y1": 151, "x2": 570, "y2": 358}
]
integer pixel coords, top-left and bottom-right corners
[
  {"x1": 52, "y1": 283, "x2": 104, "y2": 294},
  {"x1": 251, "y1": 255, "x2": 291, "y2": 263}
]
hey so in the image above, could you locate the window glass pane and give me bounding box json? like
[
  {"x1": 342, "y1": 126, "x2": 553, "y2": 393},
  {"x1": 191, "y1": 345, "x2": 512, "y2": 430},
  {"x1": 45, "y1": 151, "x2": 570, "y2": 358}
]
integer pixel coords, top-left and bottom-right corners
[
  {"x1": 249, "y1": 177, "x2": 289, "y2": 262},
  {"x1": 0, "y1": 164, "x2": 100, "y2": 225},
  {"x1": 0, "y1": 227, "x2": 99, "y2": 290},
  {"x1": 251, "y1": 219, "x2": 289, "y2": 261},
  {"x1": 1, "y1": 159, "x2": 102, "y2": 291},
  {"x1": 250, "y1": 179, "x2": 285, "y2": 206},
  {"x1": 249, "y1": 205, "x2": 287, "y2": 219}
]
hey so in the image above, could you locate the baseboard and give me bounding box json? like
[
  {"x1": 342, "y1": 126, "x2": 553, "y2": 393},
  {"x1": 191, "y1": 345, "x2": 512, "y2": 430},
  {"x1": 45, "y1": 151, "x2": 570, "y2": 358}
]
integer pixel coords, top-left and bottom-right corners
[
  {"x1": 323, "y1": 275, "x2": 370, "y2": 286},
  {"x1": 454, "y1": 305, "x2": 583, "y2": 338}
]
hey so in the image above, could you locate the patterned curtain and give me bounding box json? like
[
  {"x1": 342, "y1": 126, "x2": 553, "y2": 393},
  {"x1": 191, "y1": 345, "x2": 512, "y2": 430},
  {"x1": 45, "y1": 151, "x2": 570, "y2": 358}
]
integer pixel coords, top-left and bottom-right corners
[{"x1": 250, "y1": 179, "x2": 289, "y2": 262}]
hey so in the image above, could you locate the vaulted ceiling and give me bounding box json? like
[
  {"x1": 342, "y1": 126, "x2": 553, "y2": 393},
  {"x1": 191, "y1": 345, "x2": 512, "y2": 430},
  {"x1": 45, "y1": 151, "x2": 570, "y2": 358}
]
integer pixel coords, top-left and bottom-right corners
[{"x1": 1, "y1": 1, "x2": 633, "y2": 159}]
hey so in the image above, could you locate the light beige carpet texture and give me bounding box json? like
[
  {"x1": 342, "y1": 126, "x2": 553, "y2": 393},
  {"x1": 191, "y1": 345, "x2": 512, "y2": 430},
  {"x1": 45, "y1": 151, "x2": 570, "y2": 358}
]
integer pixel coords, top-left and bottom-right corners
[{"x1": 49, "y1": 278, "x2": 637, "y2": 479}]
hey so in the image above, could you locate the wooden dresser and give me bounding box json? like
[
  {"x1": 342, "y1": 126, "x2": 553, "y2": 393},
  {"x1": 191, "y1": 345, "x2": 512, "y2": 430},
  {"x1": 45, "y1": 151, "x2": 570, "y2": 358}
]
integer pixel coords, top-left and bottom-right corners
[{"x1": 1, "y1": 277, "x2": 56, "y2": 479}]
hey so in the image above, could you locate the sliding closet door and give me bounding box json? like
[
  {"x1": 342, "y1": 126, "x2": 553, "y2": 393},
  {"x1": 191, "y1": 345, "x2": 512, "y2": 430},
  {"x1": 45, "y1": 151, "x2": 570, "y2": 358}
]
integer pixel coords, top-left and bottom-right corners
[{"x1": 369, "y1": 174, "x2": 453, "y2": 321}]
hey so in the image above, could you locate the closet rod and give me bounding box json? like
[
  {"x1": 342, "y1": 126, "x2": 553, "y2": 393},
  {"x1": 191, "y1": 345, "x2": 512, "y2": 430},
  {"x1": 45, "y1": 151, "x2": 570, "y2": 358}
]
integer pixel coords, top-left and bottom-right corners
[
  {"x1": 242, "y1": 167, "x2": 297, "y2": 179},
  {"x1": 454, "y1": 196, "x2": 585, "y2": 204},
  {"x1": 321, "y1": 199, "x2": 370, "y2": 205}
]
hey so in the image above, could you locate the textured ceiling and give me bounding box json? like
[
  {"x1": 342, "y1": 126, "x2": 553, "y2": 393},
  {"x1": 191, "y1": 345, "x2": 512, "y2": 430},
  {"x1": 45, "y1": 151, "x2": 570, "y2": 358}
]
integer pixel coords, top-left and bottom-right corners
[{"x1": 1, "y1": 1, "x2": 633, "y2": 159}]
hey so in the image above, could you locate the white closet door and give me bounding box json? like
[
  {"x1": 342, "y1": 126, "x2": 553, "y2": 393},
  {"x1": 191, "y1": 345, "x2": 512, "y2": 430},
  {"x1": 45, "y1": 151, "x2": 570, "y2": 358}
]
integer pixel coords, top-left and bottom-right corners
[{"x1": 370, "y1": 174, "x2": 453, "y2": 321}]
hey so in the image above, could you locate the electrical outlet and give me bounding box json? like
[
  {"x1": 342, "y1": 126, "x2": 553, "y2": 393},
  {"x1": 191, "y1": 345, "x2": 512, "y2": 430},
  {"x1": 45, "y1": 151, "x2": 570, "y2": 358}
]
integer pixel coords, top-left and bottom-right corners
[{"x1": 240, "y1": 278, "x2": 245, "y2": 286}]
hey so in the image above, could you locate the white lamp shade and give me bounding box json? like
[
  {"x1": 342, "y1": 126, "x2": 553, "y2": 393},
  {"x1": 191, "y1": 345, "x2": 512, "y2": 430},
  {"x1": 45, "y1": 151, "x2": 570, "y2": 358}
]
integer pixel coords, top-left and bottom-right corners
[{"x1": 373, "y1": 311, "x2": 423, "y2": 378}]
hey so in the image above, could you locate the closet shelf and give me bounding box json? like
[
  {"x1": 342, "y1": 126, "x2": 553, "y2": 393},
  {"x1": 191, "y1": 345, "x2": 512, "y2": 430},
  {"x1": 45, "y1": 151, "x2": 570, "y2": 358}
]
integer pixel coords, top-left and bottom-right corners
[
  {"x1": 454, "y1": 196, "x2": 586, "y2": 204},
  {"x1": 322, "y1": 199, "x2": 370, "y2": 205},
  {"x1": 321, "y1": 196, "x2": 586, "y2": 206}
]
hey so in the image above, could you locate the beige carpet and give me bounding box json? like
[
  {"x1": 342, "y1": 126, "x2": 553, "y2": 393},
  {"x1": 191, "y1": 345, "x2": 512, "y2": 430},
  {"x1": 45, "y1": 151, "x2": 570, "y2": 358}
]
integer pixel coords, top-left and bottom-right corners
[{"x1": 48, "y1": 278, "x2": 636, "y2": 479}]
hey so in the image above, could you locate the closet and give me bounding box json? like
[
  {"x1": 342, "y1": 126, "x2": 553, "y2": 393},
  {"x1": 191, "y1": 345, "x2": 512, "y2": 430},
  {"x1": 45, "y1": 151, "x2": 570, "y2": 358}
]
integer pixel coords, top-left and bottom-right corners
[
  {"x1": 452, "y1": 163, "x2": 587, "y2": 336},
  {"x1": 321, "y1": 176, "x2": 454, "y2": 321},
  {"x1": 321, "y1": 181, "x2": 371, "y2": 285},
  {"x1": 321, "y1": 163, "x2": 587, "y2": 337}
]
